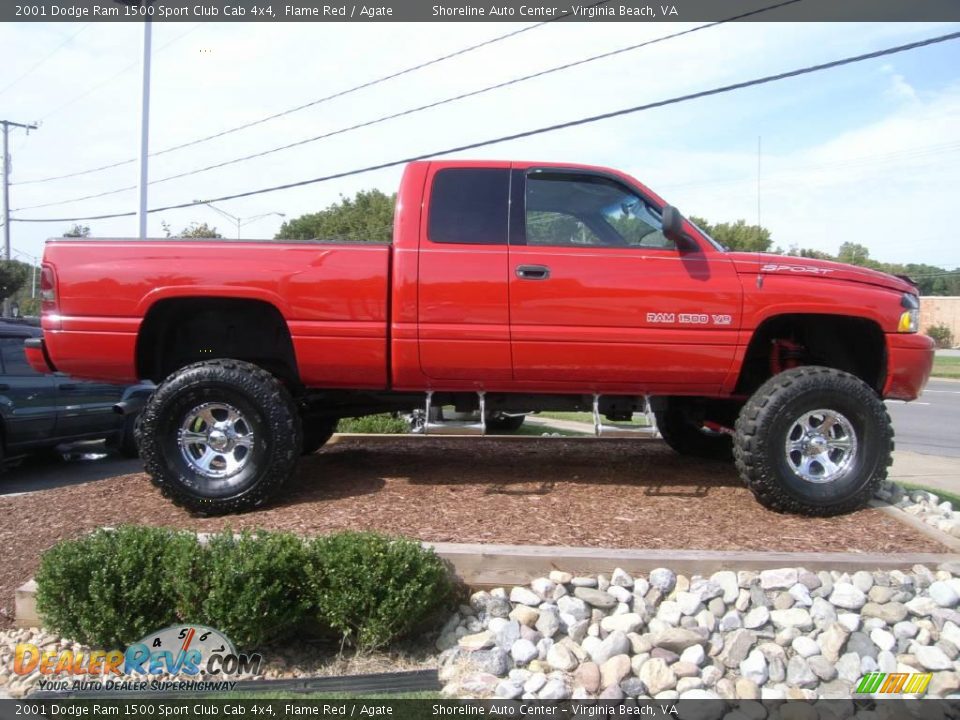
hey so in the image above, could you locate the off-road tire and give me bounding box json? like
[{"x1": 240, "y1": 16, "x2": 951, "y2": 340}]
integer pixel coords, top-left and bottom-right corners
[
  {"x1": 655, "y1": 404, "x2": 733, "y2": 461},
  {"x1": 485, "y1": 413, "x2": 525, "y2": 433},
  {"x1": 301, "y1": 418, "x2": 338, "y2": 454},
  {"x1": 138, "y1": 359, "x2": 301, "y2": 515},
  {"x1": 734, "y1": 366, "x2": 893, "y2": 516}
]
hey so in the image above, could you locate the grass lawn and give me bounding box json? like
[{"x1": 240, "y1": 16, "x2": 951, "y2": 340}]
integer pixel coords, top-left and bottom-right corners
[
  {"x1": 932, "y1": 356, "x2": 960, "y2": 379},
  {"x1": 898, "y1": 482, "x2": 960, "y2": 508}
]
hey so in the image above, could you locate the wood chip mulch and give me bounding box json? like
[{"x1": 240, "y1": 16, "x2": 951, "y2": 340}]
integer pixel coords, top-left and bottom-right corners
[{"x1": 0, "y1": 437, "x2": 947, "y2": 628}]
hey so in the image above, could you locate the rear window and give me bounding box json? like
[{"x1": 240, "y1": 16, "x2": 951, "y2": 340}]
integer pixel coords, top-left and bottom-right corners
[{"x1": 427, "y1": 168, "x2": 510, "y2": 245}]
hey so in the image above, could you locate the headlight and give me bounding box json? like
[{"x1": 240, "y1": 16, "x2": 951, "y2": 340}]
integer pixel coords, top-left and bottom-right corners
[{"x1": 899, "y1": 294, "x2": 919, "y2": 333}]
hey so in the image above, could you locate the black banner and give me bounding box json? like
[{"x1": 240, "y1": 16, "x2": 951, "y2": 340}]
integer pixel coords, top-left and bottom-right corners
[
  {"x1": 3, "y1": 699, "x2": 960, "y2": 720},
  {"x1": 4, "y1": 0, "x2": 960, "y2": 23}
]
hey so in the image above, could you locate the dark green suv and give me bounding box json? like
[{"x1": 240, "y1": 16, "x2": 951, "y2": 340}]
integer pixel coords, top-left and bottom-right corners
[{"x1": 0, "y1": 321, "x2": 152, "y2": 464}]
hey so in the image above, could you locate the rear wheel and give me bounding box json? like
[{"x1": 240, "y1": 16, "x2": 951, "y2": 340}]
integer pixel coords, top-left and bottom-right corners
[
  {"x1": 138, "y1": 359, "x2": 301, "y2": 515},
  {"x1": 734, "y1": 366, "x2": 892, "y2": 516},
  {"x1": 301, "y1": 418, "x2": 338, "y2": 455},
  {"x1": 655, "y1": 402, "x2": 734, "y2": 461}
]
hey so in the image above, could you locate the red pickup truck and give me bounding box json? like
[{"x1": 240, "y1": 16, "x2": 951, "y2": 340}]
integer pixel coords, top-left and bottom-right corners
[{"x1": 28, "y1": 160, "x2": 934, "y2": 517}]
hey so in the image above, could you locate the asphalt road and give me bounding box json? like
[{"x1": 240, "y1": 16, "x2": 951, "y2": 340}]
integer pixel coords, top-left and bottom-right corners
[
  {"x1": 887, "y1": 378, "x2": 960, "y2": 458},
  {"x1": 0, "y1": 442, "x2": 142, "y2": 497}
]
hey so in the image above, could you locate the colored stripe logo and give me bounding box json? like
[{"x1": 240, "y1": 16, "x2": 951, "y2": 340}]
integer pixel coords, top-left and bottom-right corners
[{"x1": 855, "y1": 672, "x2": 932, "y2": 694}]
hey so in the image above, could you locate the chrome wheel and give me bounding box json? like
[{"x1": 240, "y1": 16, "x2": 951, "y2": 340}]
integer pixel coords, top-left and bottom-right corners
[
  {"x1": 178, "y1": 402, "x2": 255, "y2": 484},
  {"x1": 785, "y1": 408, "x2": 858, "y2": 484}
]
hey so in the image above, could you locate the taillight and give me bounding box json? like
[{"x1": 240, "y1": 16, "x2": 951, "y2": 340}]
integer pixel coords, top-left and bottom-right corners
[{"x1": 40, "y1": 264, "x2": 57, "y2": 313}]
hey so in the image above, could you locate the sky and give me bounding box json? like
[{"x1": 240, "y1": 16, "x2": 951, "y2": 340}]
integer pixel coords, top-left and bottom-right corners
[{"x1": 0, "y1": 18, "x2": 959, "y2": 267}]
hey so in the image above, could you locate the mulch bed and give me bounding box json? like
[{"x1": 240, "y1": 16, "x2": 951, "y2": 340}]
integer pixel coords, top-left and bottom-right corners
[{"x1": 0, "y1": 437, "x2": 948, "y2": 628}]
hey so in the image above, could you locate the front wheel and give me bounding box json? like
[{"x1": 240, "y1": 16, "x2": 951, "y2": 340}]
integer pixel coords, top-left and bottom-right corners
[
  {"x1": 137, "y1": 359, "x2": 301, "y2": 515},
  {"x1": 734, "y1": 366, "x2": 893, "y2": 516}
]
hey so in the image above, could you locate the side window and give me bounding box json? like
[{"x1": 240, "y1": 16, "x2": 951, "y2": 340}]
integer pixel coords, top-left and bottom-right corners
[
  {"x1": 0, "y1": 337, "x2": 39, "y2": 376},
  {"x1": 427, "y1": 167, "x2": 510, "y2": 245},
  {"x1": 525, "y1": 173, "x2": 673, "y2": 250}
]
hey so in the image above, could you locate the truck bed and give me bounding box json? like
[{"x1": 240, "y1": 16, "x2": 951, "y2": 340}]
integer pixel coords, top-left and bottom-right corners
[{"x1": 42, "y1": 238, "x2": 392, "y2": 387}]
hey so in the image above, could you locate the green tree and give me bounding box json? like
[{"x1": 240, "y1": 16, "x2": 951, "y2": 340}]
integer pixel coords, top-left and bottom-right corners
[
  {"x1": 276, "y1": 190, "x2": 394, "y2": 242},
  {"x1": 62, "y1": 224, "x2": 90, "y2": 238},
  {"x1": 688, "y1": 216, "x2": 772, "y2": 252},
  {"x1": 0, "y1": 260, "x2": 31, "y2": 302},
  {"x1": 161, "y1": 221, "x2": 223, "y2": 239},
  {"x1": 837, "y1": 242, "x2": 874, "y2": 267}
]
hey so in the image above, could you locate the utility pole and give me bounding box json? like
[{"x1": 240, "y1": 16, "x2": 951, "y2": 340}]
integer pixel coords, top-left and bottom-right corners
[
  {"x1": 1, "y1": 119, "x2": 38, "y2": 317},
  {"x1": 137, "y1": 13, "x2": 152, "y2": 239}
]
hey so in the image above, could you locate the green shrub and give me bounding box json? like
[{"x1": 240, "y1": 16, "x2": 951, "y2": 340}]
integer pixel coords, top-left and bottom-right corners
[
  {"x1": 177, "y1": 531, "x2": 312, "y2": 649},
  {"x1": 308, "y1": 532, "x2": 453, "y2": 651},
  {"x1": 35, "y1": 526, "x2": 197, "y2": 648},
  {"x1": 927, "y1": 323, "x2": 955, "y2": 349},
  {"x1": 336, "y1": 413, "x2": 409, "y2": 434}
]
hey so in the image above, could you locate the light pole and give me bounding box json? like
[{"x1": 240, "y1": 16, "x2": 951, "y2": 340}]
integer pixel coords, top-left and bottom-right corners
[
  {"x1": 194, "y1": 200, "x2": 285, "y2": 239},
  {"x1": 11, "y1": 248, "x2": 39, "y2": 298}
]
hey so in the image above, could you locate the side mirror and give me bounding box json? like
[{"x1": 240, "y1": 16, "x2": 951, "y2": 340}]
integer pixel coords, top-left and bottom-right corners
[{"x1": 662, "y1": 205, "x2": 687, "y2": 247}]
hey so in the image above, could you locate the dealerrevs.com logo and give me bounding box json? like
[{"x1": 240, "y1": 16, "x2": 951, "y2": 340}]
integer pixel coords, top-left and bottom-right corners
[{"x1": 13, "y1": 625, "x2": 263, "y2": 693}]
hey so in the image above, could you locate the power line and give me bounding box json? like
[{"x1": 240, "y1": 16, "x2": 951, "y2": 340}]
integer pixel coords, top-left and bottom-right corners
[
  {"x1": 35, "y1": 23, "x2": 203, "y2": 125},
  {"x1": 13, "y1": 28, "x2": 960, "y2": 225},
  {"x1": 13, "y1": 5, "x2": 607, "y2": 187},
  {"x1": 12, "y1": 0, "x2": 805, "y2": 212},
  {"x1": 0, "y1": 24, "x2": 91, "y2": 98}
]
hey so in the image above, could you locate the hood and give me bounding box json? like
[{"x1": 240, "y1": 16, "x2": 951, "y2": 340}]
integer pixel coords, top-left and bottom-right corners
[{"x1": 727, "y1": 252, "x2": 917, "y2": 294}]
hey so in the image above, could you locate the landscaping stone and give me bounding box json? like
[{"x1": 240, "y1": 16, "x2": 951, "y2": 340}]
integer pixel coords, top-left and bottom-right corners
[
  {"x1": 639, "y1": 658, "x2": 677, "y2": 695},
  {"x1": 574, "y1": 587, "x2": 617, "y2": 609}
]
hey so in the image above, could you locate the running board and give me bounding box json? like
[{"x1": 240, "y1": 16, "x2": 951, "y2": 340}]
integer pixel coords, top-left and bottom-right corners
[
  {"x1": 592, "y1": 394, "x2": 659, "y2": 437},
  {"x1": 417, "y1": 391, "x2": 487, "y2": 436}
]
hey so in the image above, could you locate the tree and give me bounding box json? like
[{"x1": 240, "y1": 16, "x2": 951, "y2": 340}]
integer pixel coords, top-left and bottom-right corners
[
  {"x1": 688, "y1": 216, "x2": 772, "y2": 252},
  {"x1": 62, "y1": 224, "x2": 90, "y2": 238},
  {"x1": 837, "y1": 242, "x2": 874, "y2": 267},
  {"x1": 161, "y1": 221, "x2": 223, "y2": 239},
  {"x1": 0, "y1": 260, "x2": 30, "y2": 302},
  {"x1": 276, "y1": 190, "x2": 394, "y2": 242}
]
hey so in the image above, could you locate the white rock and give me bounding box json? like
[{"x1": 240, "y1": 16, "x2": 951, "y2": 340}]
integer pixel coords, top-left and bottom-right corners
[
  {"x1": 789, "y1": 636, "x2": 818, "y2": 659},
  {"x1": 770, "y1": 608, "x2": 813, "y2": 630},
  {"x1": 788, "y1": 583, "x2": 813, "y2": 607},
  {"x1": 676, "y1": 591, "x2": 703, "y2": 616},
  {"x1": 538, "y1": 678, "x2": 570, "y2": 700},
  {"x1": 549, "y1": 571, "x2": 572, "y2": 585},
  {"x1": 905, "y1": 596, "x2": 937, "y2": 617},
  {"x1": 739, "y1": 649, "x2": 768, "y2": 686},
  {"x1": 711, "y1": 571, "x2": 739, "y2": 604},
  {"x1": 914, "y1": 645, "x2": 953, "y2": 671},
  {"x1": 680, "y1": 644, "x2": 706, "y2": 667},
  {"x1": 557, "y1": 595, "x2": 591, "y2": 621},
  {"x1": 650, "y1": 568, "x2": 677, "y2": 593},
  {"x1": 658, "y1": 601, "x2": 682, "y2": 626},
  {"x1": 459, "y1": 631, "x2": 495, "y2": 651},
  {"x1": 511, "y1": 639, "x2": 538, "y2": 665},
  {"x1": 600, "y1": 613, "x2": 643, "y2": 635},
  {"x1": 838, "y1": 613, "x2": 861, "y2": 633},
  {"x1": 743, "y1": 607, "x2": 769, "y2": 630},
  {"x1": 510, "y1": 587, "x2": 543, "y2": 607},
  {"x1": 893, "y1": 621, "x2": 918, "y2": 640},
  {"x1": 639, "y1": 658, "x2": 677, "y2": 695},
  {"x1": 929, "y1": 581, "x2": 960, "y2": 608},
  {"x1": 829, "y1": 583, "x2": 867, "y2": 610},
  {"x1": 760, "y1": 568, "x2": 798, "y2": 590},
  {"x1": 870, "y1": 628, "x2": 896, "y2": 652},
  {"x1": 611, "y1": 568, "x2": 634, "y2": 588},
  {"x1": 531, "y1": 577, "x2": 556, "y2": 600},
  {"x1": 546, "y1": 643, "x2": 578, "y2": 672}
]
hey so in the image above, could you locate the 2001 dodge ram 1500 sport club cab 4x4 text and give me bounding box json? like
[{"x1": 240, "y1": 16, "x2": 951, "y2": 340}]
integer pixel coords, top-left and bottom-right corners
[{"x1": 27, "y1": 160, "x2": 934, "y2": 516}]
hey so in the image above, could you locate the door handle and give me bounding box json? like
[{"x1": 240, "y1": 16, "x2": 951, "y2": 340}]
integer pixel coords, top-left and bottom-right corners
[{"x1": 516, "y1": 264, "x2": 551, "y2": 280}]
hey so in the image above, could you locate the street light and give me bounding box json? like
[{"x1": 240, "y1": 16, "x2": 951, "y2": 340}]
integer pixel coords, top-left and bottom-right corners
[
  {"x1": 193, "y1": 200, "x2": 286, "y2": 239},
  {"x1": 11, "y1": 248, "x2": 38, "y2": 298}
]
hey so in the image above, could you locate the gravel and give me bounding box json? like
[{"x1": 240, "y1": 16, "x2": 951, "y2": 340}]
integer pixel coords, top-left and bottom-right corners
[{"x1": 439, "y1": 564, "x2": 960, "y2": 701}]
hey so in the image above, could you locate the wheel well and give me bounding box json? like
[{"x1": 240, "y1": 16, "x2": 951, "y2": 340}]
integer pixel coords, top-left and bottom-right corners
[
  {"x1": 736, "y1": 314, "x2": 886, "y2": 396},
  {"x1": 136, "y1": 298, "x2": 299, "y2": 384}
]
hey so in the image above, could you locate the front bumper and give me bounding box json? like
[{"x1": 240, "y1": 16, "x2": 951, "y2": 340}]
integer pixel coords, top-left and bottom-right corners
[
  {"x1": 24, "y1": 337, "x2": 57, "y2": 374},
  {"x1": 883, "y1": 332, "x2": 935, "y2": 401}
]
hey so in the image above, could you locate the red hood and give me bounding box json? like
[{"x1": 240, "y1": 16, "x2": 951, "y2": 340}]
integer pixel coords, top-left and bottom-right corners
[{"x1": 726, "y1": 252, "x2": 917, "y2": 294}]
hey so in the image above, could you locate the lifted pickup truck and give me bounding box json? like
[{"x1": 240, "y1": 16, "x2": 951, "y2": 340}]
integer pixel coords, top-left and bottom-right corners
[{"x1": 29, "y1": 160, "x2": 934, "y2": 516}]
